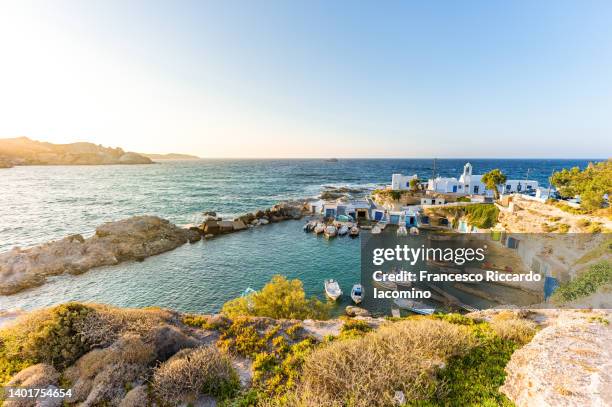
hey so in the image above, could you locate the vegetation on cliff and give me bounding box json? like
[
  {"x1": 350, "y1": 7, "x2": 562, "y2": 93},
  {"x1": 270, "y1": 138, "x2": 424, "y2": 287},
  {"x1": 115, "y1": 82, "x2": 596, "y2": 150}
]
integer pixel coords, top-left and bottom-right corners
[
  {"x1": 221, "y1": 275, "x2": 331, "y2": 320},
  {"x1": 430, "y1": 203, "x2": 500, "y2": 229},
  {"x1": 551, "y1": 160, "x2": 612, "y2": 212},
  {"x1": 0, "y1": 274, "x2": 543, "y2": 406},
  {"x1": 552, "y1": 260, "x2": 612, "y2": 303}
]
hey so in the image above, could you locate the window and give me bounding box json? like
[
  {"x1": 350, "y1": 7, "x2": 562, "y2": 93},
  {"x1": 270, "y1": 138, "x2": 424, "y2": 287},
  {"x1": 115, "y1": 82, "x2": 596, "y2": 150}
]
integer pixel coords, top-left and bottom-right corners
[
  {"x1": 506, "y1": 184, "x2": 511, "y2": 191},
  {"x1": 473, "y1": 186, "x2": 479, "y2": 193}
]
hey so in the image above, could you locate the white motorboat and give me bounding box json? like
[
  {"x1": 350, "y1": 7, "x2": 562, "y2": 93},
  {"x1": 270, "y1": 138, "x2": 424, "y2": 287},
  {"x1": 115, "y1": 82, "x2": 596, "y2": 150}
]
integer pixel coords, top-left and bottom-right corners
[
  {"x1": 350, "y1": 284, "x2": 364, "y2": 304},
  {"x1": 324, "y1": 279, "x2": 342, "y2": 301},
  {"x1": 409, "y1": 226, "x2": 419, "y2": 235},
  {"x1": 324, "y1": 225, "x2": 338, "y2": 238},
  {"x1": 313, "y1": 223, "x2": 325, "y2": 234},
  {"x1": 397, "y1": 225, "x2": 408, "y2": 236},
  {"x1": 349, "y1": 226, "x2": 360, "y2": 237},
  {"x1": 393, "y1": 298, "x2": 435, "y2": 315},
  {"x1": 303, "y1": 221, "x2": 316, "y2": 232},
  {"x1": 337, "y1": 225, "x2": 349, "y2": 236},
  {"x1": 371, "y1": 225, "x2": 382, "y2": 234}
]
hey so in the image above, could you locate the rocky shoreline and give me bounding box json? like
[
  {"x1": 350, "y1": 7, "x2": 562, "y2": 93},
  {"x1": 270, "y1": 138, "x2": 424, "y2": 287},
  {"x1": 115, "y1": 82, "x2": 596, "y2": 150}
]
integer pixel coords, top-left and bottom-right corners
[{"x1": 0, "y1": 202, "x2": 310, "y2": 295}]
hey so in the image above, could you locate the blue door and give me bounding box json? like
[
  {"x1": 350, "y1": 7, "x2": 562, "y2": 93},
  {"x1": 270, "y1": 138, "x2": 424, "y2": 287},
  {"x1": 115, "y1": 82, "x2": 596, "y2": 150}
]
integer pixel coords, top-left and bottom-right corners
[
  {"x1": 452, "y1": 185, "x2": 457, "y2": 193},
  {"x1": 374, "y1": 211, "x2": 384, "y2": 221}
]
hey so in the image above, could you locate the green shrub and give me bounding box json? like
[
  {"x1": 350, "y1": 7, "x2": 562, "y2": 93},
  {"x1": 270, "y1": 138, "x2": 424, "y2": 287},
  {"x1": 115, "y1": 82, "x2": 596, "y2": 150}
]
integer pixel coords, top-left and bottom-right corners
[
  {"x1": 338, "y1": 319, "x2": 372, "y2": 339},
  {"x1": 552, "y1": 261, "x2": 612, "y2": 303},
  {"x1": 0, "y1": 303, "x2": 94, "y2": 369},
  {"x1": 217, "y1": 318, "x2": 269, "y2": 357},
  {"x1": 221, "y1": 275, "x2": 330, "y2": 320},
  {"x1": 440, "y1": 204, "x2": 499, "y2": 229}
]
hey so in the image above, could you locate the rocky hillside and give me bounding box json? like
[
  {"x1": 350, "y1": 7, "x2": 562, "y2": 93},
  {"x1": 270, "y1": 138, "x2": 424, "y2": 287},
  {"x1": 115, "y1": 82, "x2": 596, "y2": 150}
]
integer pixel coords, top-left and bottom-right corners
[
  {"x1": 0, "y1": 302, "x2": 608, "y2": 406},
  {"x1": 139, "y1": 153, "x2": 200, "y2": 160},
  {"x1": 0, "y1": 137, "x2": 152, "y2": 167}
]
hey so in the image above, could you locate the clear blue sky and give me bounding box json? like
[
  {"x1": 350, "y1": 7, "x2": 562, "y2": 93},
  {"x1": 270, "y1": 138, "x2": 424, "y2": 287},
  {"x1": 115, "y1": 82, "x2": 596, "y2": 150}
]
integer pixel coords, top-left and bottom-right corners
[{"x1": 1, "y1": 0, "x2": 611, "y2": 157}]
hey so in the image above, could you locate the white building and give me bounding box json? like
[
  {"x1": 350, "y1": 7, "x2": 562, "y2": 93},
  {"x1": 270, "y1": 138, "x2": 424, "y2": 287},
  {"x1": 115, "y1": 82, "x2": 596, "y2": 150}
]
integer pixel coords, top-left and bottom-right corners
[
  {"x1": 391, "y1": 173, "x2": 418, "y2": 190},
  {"x1": 427, "y1": 163, "x2": 538, "y2": 197}
]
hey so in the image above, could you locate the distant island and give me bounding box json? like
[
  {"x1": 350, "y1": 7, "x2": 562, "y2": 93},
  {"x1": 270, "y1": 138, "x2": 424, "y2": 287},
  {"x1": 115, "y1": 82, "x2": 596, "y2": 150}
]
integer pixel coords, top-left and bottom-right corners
[
  {"x1": 140, "y1": 152, "x2": 200, "y2": 160},
  {"x1": 0, "y1": 137, "x2": 194, "y2": 168}
]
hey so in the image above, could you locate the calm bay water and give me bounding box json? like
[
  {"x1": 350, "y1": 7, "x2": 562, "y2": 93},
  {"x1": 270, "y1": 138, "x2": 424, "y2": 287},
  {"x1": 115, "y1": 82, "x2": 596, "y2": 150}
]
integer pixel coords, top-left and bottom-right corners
[{"x1": 0, "y1": 159, "x2": 598, "y2": 313}]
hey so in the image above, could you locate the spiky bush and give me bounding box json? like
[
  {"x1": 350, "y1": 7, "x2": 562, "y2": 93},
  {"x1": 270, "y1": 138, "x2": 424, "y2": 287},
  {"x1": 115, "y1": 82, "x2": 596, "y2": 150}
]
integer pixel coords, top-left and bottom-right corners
[{"x1": 152, "y1": 346, "x2": 239, "y2": 404}]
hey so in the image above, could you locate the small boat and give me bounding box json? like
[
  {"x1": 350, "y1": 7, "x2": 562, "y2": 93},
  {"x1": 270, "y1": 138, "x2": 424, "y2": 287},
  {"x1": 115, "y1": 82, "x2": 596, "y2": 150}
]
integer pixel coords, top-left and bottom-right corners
[
  {"x1": 397, "y1": 225, "x2": 408, "y2": 236},
  {"x1": 409, "y1": 227, "x2": 419, "y2": 235},
  {"x1": 303, "y1": 221, "x2": 315, "y2": 232},
  {"x1": 349, "y1": 226, "x2": 360, "y2": 237},
  {"x1": 373, "y1": 279, "x2": 397, "y2": 291},
  {"x1": 324, "y1": 279, "x2": 342, "y2": 301},
  {"x1": 393, "y1": 299, "x2": 435, "y2": 315},
  {"x1": 314, "y1": 223, "x2": 325, "y2": 234},
  {"x1": 324, "y1": 225, "x2": 337, "y2": 238},
  {"x1": 337, "y1": 225, "x2": 349, "y2": 236},
  {"x1": 371, "y1": 225, "x2": 382, "y2": 234},
  {"x1": 378, "y1": 220, "x2": 388, "y2": 230},
  {"x1": 350, "y1": 284, "x2": 363, "y2": 304}
]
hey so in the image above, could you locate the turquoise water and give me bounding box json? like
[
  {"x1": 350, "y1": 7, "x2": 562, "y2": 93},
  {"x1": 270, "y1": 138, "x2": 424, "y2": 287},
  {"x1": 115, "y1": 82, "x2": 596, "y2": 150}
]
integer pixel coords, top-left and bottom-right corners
[{"x1": 0, "y1": 159, "x2": 598, "y2": 313}]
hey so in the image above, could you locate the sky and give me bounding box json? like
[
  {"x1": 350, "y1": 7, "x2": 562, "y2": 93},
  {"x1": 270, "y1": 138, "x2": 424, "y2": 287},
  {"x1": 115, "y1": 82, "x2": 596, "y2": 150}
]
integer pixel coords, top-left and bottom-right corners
[{"x1": 0, "y1": 1, "x2": 611, "y2": 158}]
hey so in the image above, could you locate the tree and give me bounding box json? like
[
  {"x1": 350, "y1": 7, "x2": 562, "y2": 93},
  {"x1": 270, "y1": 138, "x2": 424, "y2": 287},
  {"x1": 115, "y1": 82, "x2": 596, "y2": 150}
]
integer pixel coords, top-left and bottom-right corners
[
  {"x1": 409, "y1": 178, "x2": 419, "y2": 192},
  {"x1": 481, "y1": 169, "x2": 507, "y2": 200},
  {"x1": 221, "y1": 275, "x2": 331, "y2": 320},
  {"x1": 551, "y1": 160, "x2": 611, "y2": 211}
]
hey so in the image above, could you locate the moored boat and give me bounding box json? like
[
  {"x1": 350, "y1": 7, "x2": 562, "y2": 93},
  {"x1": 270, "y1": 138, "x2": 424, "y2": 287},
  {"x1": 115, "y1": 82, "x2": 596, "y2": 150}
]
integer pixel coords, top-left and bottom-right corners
[
  {"x1": 324, "y1": 225, "x2": 338, "y2": 238},
  {"x1": 324, "y1": 279, "x2": 342, "y2": 301},
  {"x1": 393, "y1": 298, "x2": 435, "y2": 315},
  {"x1": 303, "y1": 221, "x2": 316, "y2": 232},
  {"x1": 349, "y1": 226, "x2": 360, "y2": 237},
  {"x1": 314, "y1": 223, "x2": 325, "y2": 234},
  {"x1": 350, "y1": 284, "x2": 363, "y2": 304},
  {"x1": 397, "y1": 225, "x2": 408, "y2": 236},
  {"x1": 371, "y1": 225, "x2": 382, "y2": 234},
  {"x1": 409, "y1": 226, "x2": 419, "y2": 235},
  {"x1": 373, "y1": 279, "x2": 397, "y2": 291},
  {"x1": 338, "y1": 225, "x2": 349, "y2": 236}
]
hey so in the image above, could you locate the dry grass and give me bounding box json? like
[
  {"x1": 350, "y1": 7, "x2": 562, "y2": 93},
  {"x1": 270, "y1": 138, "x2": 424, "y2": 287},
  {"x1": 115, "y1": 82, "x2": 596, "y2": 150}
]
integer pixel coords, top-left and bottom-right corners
[
  {"x1": 76, "y1": 304, "x2": 173, "y2": 348},
  {"x1": 489, "y1": 317, "x2": 537, "y2": 345},
  {"x1": 6, "y1": 363, "x2": 59, "y2": 387},
  {"x1": 291, "y1": 319, "x2": 475, "y2": 407},
  {"x1": 152, "y1": 346, "x2": 239, "y2": 404}
]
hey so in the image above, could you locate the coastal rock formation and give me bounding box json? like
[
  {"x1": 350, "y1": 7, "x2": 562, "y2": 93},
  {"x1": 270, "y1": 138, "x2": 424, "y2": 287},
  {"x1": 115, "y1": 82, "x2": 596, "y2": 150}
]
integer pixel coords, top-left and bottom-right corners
[
  {"x1": 499, "y1": 309, "x2": 611, "y2": 407},
  {"x1": 467, "y1": 308, "x2": 612, "y2": 407},
  {"x1": 0, "y1": 216, "x2": 200, "y2": 294},
  {"x1": 0, "y1": 136, "x2": 152, "y2": 167},
  {"x1": 199, "y1": 201, "x2": 309, "y2": 237}
]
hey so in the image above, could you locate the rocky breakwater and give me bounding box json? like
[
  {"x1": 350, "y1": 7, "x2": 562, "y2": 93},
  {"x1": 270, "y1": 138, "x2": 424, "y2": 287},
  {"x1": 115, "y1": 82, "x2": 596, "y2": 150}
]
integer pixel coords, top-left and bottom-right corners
[
  {"x1": 0, "y1": 216, "x2": 200, "y2": 295},
  {"x1": 199, "y1": 201, "x2": 309, "y2": 238}
]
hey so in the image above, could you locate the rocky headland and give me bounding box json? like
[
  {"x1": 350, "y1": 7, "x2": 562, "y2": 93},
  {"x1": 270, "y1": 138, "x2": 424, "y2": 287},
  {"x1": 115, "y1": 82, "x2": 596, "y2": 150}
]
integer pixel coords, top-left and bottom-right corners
[
  {"x1": 140, "y1": 153, "x2": 200, "y2": 160},
  {"x1": 0, "y1": 201, "x2": 310, "y2": 295},
  {"x1": 0, "y1": 216, "x2": 201, "y2": 295},
  {"x1": 0, "y1": 137, "x2": 152, "y2": 167}
]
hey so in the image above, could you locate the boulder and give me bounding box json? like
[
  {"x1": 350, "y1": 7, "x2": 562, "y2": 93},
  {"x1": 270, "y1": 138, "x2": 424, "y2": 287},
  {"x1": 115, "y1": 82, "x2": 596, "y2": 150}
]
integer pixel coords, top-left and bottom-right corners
[
  {"x1": 500, "y1": 311, "x2": 612, "y2": 407},
  {"x1": 232, "y1": 220, "x2": 247, "y2": 231},
  {"x1": 203, "y1": 211, "x2": 217, "y2": 217},
  {"x1": 218, "y1": 221, "x2": 234, "y2": 233},
  {"x1": 345, "y1": 306, "x2": 371, "y2": 317},
  {"x1": 202, "y1": 220, "x2": 220, "y2": 235}
]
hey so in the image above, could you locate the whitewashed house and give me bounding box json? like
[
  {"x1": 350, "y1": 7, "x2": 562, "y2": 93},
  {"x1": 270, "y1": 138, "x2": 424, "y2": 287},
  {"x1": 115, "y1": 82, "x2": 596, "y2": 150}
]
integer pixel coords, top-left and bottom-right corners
[
  {"x1": 391, "y1": 173, "x2": 419, "y2": 190},
  {"x1": 427, "y1": 163, "x2": 538, "y2": 197}
]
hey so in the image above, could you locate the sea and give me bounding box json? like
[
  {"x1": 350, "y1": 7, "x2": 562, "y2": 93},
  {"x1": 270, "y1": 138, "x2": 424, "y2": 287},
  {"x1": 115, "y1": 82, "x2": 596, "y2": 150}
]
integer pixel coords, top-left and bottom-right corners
[{"x1": 0, "y1": 159, "x2": 599, "y2": 314}]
